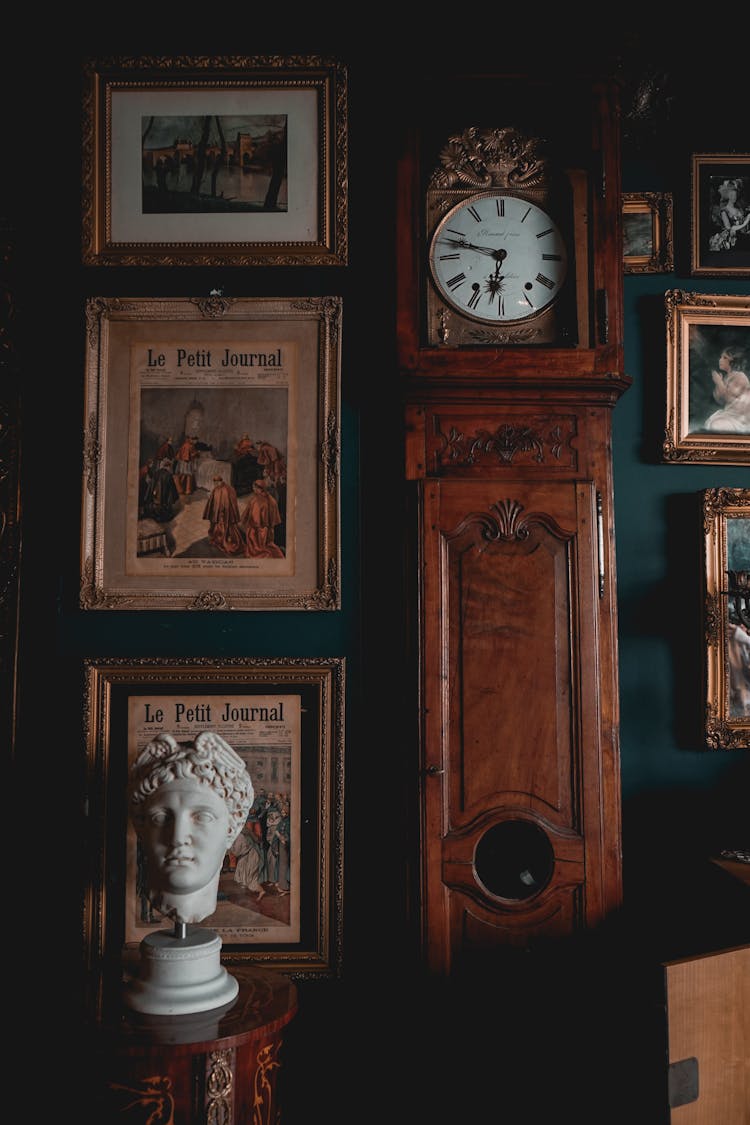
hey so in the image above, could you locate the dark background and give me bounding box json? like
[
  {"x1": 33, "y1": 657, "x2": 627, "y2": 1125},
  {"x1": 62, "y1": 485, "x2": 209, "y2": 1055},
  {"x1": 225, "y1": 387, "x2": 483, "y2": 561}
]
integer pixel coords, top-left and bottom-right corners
[{"x1": 4, "y1": 20, "x2": 749, "y2": 1124}]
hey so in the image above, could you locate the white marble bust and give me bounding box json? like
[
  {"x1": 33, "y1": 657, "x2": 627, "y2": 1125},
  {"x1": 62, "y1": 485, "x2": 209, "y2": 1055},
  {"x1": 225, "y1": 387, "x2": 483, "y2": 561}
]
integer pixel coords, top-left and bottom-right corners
[{"x1": 128, "y1": 731, "x2": 254, "y2": 925}]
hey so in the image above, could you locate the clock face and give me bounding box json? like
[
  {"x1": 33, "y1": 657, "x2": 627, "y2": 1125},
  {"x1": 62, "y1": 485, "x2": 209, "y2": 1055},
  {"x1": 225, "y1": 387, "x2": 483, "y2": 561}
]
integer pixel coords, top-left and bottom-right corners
[{"x1": 428, "y1": 192, "x2": 568, "y2": 325}]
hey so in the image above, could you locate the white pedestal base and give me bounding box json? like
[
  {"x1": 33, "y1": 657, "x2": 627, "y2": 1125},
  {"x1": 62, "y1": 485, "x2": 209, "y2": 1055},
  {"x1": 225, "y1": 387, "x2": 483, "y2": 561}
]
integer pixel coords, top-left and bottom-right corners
[{"x1": 124, "y1": 928, "x2": 239, "y2": 1016}]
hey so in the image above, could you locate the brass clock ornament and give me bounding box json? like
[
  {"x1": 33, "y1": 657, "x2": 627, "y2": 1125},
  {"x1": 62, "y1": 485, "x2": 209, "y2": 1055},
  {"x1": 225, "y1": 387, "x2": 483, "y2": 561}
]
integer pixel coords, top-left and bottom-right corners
[{"x1": 425, "y1": 126, "x2": 579, "y2": 348}]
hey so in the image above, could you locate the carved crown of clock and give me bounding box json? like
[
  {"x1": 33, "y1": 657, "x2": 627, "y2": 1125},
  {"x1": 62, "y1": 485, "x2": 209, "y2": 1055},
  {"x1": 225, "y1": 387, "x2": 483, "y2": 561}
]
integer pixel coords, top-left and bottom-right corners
[{"x1": 426, "y1": 125, "x2": 570, "y2": 348}]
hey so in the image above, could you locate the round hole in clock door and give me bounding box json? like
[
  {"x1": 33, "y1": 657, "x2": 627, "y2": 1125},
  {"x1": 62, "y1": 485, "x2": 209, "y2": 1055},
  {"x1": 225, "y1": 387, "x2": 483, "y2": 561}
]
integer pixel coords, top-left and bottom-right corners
[{"x1": 474, "y1": 820, "x2": 555, "y2": 901}]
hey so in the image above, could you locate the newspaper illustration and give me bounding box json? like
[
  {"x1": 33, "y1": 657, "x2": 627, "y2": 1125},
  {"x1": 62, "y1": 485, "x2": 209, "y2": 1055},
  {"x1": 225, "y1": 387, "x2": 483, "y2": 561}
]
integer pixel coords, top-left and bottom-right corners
[{"x1": 127, "y1": 340, "x2": 296, "y2": 577}]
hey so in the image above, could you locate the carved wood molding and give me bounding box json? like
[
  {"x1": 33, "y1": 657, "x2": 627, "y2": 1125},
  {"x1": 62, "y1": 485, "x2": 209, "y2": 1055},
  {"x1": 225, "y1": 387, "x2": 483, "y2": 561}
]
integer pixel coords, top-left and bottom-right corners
[{"x1": 432, "y1": 414, "x2": 577, "y2": 471}]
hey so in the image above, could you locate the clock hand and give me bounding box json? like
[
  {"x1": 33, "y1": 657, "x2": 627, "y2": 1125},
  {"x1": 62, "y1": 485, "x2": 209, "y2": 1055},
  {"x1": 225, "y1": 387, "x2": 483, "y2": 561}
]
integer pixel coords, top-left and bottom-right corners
[
  {"x1": 441, "y1": 237, "x2": 505, "y2": 259},
  {"x1": 485, "y1": 261, "x2": 505, "y2": 301}
]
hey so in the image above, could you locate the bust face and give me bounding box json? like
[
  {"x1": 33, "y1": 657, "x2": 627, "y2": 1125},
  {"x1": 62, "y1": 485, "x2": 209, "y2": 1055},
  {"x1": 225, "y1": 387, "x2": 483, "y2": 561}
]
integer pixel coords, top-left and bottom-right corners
[{"x1": 136, "y1": 777, "x2": 232, "y2": 899}]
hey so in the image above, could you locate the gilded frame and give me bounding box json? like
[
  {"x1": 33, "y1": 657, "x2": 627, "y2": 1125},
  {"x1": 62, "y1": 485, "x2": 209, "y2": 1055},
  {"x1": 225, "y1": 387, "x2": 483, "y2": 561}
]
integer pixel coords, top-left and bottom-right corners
[
  {"x1": 622, "y1": 192, "x2": 673, "y2": 274},
  {"x1": 82, "y1": 55, "x2": 348, "y2": 266},
  {"x1": 80, "y1": 295, "x2": 341, "y2": 610},
  {"x1": 83, "y1": 656, "x2": 345, "y2": 1019},
  {"x1": 663, "y1": 290, "x2": 750, "y2": 464},
  {"x1": 690, "y1": 154, "x2": 750, "y2": 278},
  {"x1": 702, "y1": 489, "x2": 750, "y2": 749}
]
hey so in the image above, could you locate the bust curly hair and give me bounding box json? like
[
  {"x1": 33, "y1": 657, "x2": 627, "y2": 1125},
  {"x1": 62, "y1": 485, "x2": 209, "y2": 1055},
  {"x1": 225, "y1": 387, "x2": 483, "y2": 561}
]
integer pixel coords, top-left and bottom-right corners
[{"x1": 129, "y1": 730, "x2": 254, "y2": 839}]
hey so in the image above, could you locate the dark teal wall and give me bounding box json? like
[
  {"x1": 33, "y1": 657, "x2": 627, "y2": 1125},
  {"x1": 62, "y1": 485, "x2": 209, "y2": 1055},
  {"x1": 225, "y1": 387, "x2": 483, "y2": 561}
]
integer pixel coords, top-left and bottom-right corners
[
  {"x1": 616, "y1": 94, "x2": 750, "y2": 906},
  {"x1": 616, "y1": 273, "x2": 749, "y2": 879}
]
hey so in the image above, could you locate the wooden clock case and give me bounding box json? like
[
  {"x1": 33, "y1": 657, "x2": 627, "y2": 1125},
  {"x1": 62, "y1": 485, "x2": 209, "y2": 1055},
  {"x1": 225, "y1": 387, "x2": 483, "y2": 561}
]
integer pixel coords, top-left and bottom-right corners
[{"x1": 397, "y1": 70, "x2": 632, "y2": 974}]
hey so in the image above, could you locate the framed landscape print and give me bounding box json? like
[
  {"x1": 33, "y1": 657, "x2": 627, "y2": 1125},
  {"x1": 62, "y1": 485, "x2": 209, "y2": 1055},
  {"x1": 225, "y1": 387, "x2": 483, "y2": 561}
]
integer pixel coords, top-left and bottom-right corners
[
  {"x1": 80, "y1": 295, "x2": 341, "y2": 610},
  {"x1": 81, "y1": 55, "x2": 348, "y2": 265},
  {"x1": 82, "y1": 656, "x2": 345, "y2": 1018},
  {"x1": 622, "y1": 192, "x2": 673, "y2": 274},
  {"x1": 663, "y1": 290, "x2": 750, "y2": 464},
  {"x1": 702, "y1": 489, "x2": 750, "y2": 749},
  {"x1": 690, "y1": 154, "x2": 750, "y2": 277}
]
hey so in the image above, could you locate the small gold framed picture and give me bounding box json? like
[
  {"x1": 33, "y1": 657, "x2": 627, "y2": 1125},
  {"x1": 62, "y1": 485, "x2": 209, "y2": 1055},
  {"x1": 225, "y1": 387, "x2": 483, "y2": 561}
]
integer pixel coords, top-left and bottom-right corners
[{"x1": 622, "y1": 192, "x2": 673, "y2": 274}]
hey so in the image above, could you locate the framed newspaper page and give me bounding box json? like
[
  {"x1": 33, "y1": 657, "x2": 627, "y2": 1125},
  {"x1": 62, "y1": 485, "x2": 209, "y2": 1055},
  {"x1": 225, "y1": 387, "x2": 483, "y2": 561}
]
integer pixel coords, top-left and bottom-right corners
[
  {"x1": 82, "y1": 656, "x2": 345, "y2": 1019},
  {"x1": 80, "y1": 295, "x2": 341, "y2": 610}
]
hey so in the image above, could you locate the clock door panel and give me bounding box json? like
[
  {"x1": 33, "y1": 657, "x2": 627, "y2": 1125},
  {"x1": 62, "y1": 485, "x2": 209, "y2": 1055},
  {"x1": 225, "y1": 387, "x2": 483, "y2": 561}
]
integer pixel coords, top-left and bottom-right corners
[{"x1": 421, "y1": 478, "x2": 610, "y2": 973}]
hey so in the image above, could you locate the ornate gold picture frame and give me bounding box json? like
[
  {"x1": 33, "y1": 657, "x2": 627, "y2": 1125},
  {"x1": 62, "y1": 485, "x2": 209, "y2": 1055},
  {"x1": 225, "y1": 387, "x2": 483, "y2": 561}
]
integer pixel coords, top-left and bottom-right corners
[
  {"x1": 622, "y1": 192, "x2": 673, "y2": 274},
  {"x1": 81, "y1": 295, "x2": 341, "y2": 610},
  {"x1": 663, "y1": 290, "x2": 750, "y2": 464},
  {"x1": 82, "y1": 55, "x2": 348, "y2": 266},
  {"x1": 83, "y1": 656, "x2": 345, "y2": 1018},
  {"x1": 702, "y1": 489, "x2": 750, "y2": 749},
  {"x1": 691, "y1": 154, "x2": 750, "y2": 278}
]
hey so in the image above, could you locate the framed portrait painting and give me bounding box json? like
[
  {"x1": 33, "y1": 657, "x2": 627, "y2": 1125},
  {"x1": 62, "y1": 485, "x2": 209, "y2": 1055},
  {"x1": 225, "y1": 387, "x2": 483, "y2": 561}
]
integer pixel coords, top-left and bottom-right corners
[
  {"x1": 80, "y1": 295, "x2": 341, "y2": 610},
  {"x1": 622, "y1": 192, "x2": 674, "y2": 274},
  {"x1": 82, "y1": 656, "x2": 345, "y2": 1019},
  {"x1": 702, "y1": 489, "x2": 750, "y2": 749},
  {"x1": 690, "y1": 154, "x2": 750, "y2": 277},
  {"x1": 663, "y1": 290, "x2": 750, "y2": 464},
  {"x1": 82, "y1": 55, "x2": 348, "y2": 266}
]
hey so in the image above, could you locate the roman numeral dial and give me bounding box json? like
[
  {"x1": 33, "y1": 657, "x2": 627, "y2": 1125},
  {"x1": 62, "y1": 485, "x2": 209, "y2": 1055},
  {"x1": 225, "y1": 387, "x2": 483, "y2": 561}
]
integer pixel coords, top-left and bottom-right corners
[{"x1": 428, "y1": 192, "x2": 567, "y2": 325}]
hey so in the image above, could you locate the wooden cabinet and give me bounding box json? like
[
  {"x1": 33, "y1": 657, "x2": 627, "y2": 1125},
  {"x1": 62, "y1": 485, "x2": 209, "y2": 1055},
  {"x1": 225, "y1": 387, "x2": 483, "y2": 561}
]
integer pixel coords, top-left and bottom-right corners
[{"x1": 398, "y1": 73, "x2": 630, "y2": 972}]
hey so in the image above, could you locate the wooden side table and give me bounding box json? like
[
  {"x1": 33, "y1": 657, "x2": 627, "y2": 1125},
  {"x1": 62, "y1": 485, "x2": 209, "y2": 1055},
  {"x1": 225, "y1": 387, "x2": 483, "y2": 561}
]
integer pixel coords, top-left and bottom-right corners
[{"x1": 89, "y1": 966, "x2": 298, "y2": 1124}]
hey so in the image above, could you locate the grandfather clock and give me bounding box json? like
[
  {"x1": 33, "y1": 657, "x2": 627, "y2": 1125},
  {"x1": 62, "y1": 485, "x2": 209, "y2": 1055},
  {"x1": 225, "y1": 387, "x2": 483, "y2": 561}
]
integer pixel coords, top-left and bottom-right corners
[{"x1": 397, "y1": 70, "x2": 631, "y2": 973}]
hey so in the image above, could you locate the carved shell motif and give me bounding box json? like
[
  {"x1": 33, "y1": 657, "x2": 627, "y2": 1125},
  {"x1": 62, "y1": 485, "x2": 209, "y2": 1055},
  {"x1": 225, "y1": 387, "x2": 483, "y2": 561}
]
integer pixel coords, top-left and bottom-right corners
[{"x1": 428, "y1": 126, "x2": 549, "y2": 191}]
